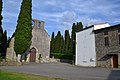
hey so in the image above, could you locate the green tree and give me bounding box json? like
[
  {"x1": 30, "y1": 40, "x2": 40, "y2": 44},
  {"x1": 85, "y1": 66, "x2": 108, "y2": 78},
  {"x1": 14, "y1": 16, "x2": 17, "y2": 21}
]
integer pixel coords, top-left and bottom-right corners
[
  {"x1": 0, "y1": 30, "x2": 7, "y2": 58},
  {"x1": 69, "y1": 23, "x2": 76, "y2": 55},
  {"x1": 64, "y1": 30, "x2": 70, "y2": 54},
  {"x1": 76, "y1": 22, "x2": 83, "y2": 32},
  {"x1": 50, "y1": 32, "x2": 55, "y2": 53},
  {"x1": 54, "y1": 31, "x2": 62, "y2": 53},
  {"x1": 2, "y1": 30, "x2": 7, "y2": 52},
  {"x1": 69, "y1": 22, "x2": 83, "y2": 55},
  {"x1": 0, "y1": 0, "x2": 3, "y2": 56},
  {"x1": 60, "y1": 35, "x2": 65, "y2": 53},
  {"x1": 14, "y1": 0, "x2": 32, "y2": 55},
  {"x1": 0, "y1": 25, "x2": 3, "y2": 52}
]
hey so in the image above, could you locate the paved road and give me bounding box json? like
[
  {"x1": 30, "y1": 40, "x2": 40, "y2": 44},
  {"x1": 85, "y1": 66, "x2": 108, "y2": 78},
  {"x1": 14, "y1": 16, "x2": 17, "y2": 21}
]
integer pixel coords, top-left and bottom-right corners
[{"x1": 0, "y1": 62, "x2": 120, "y2": 80}]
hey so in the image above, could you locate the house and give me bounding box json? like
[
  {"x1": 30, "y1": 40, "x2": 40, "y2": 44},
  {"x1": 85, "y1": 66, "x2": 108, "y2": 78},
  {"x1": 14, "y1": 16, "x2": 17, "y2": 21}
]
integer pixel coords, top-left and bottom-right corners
[{"x1": 76, "y1": 23, "x2": 120, "y2": 68}]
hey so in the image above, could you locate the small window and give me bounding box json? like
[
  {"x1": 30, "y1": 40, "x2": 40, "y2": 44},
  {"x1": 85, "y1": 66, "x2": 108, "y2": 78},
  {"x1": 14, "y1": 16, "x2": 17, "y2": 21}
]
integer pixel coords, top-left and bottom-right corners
[
  {"x1": 105, "y1": 37, "x2": 109, "y2": 46},
  {"x1": 104, "y1": 31, "x2": 108, "y2": 35}
]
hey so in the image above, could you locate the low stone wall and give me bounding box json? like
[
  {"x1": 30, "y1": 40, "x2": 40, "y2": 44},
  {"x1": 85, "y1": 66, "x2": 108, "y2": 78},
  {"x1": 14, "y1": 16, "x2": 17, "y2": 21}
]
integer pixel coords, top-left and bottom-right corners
[
  {"x1": 97, "y1": 60, "x2": 111, "y2": 68},
  {"x1": 0, "y1": 61, "x2": 21, "y2": 66},
  {"x1": 40, "y1": 58, "x2": 73, "y2": 64}
]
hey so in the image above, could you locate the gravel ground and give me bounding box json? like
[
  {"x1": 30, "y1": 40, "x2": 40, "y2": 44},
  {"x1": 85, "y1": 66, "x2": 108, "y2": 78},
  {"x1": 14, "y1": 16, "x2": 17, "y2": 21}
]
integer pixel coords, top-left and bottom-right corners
[{"x1": 0, "y1": 62, "x2": 120, "y2": 80}]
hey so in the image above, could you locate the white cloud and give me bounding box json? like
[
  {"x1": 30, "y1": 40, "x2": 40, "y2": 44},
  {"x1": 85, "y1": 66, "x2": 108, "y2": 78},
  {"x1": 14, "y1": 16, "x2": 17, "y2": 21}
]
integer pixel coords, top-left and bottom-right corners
[
  {"x1": 2, "y1": 0, "x2": 120, "y2": 37},
  {"x1": 33, "y1": 11, "x2": 63, "y2": 18},
  {"x1": 2, "y1": 0, "x2": 21, "y2": 37}
]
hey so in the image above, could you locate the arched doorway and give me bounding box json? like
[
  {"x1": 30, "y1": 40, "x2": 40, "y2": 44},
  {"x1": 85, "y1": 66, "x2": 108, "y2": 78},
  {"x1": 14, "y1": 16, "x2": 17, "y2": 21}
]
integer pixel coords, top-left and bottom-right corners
[{"x1": 29, "y1": 47, "x2": 36, "y2": 62}]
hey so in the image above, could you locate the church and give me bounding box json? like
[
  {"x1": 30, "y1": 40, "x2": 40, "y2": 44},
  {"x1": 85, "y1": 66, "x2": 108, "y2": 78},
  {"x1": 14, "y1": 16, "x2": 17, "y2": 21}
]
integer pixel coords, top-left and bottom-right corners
[{"x1": 6, "y1": 19, "x2": 50, "y2": 63}]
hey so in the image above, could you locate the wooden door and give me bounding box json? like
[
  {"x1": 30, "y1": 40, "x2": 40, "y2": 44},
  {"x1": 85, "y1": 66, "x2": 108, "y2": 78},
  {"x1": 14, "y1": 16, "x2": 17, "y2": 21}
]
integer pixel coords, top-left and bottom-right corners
[
  {"x1": 112, "y1": 54, "x2": 118, "y2": 68},
  {"x1": 30, "y1": 48, "x2": 36, "y2": 62}
]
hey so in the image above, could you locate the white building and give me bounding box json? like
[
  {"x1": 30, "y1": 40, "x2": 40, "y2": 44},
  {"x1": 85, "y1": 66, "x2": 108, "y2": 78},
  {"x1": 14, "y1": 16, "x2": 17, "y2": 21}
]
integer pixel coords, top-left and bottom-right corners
[{"x1": 75, "y1": 23, "x2": 110, "y2": 67}]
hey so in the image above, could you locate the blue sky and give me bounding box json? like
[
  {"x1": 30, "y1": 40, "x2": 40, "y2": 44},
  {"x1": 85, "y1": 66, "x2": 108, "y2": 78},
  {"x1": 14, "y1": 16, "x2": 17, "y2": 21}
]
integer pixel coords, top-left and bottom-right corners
[{"x1": 2, "y1": 0, "x2": 120, "y2": 37}]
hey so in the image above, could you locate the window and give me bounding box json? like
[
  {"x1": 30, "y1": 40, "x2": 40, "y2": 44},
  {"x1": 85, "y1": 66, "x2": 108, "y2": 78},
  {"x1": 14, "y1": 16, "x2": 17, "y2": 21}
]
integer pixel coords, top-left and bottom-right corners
[{"x1": 105, "y1": 37, "x2": 109, "y2": 46}]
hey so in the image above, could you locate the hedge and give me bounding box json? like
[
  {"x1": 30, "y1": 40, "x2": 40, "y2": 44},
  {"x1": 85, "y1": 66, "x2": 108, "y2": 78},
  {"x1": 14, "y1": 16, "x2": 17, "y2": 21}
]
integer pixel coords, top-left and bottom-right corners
[{"x1": 50, "y1": 53, "x2": 73, "y2": 60}]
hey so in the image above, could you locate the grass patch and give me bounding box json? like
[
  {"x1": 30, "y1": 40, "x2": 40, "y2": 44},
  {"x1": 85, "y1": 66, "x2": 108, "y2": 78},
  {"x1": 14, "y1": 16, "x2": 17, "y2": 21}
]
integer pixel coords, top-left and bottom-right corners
[{"x1": 0, "y1": 70, "x2": 63, "y2": 80}]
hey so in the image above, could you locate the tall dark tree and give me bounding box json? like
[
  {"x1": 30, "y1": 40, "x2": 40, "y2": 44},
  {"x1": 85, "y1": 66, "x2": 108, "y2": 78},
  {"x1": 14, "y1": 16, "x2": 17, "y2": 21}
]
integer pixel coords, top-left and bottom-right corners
[
  {"x1": 69, "y1": 23, "x2": 76, "y2": 55},
  {"x1": 60, "y1": 35, "x2": 65, "y2": 53},
  {"x1": 0, "y1": 0, "x2": 3, "y2": 56},
  {"x1": 50, "y1": 32, "x2": 55, "y2": 53},
  {"x1": 54, "y1": 31, "x2": 62, "y2": 53},
  {"x1": 0, "y1": 30, "x2": 7, "y2": 58},
  {"x1": 0, "y1": 25, "x2": 3, "y2": 52},
  {"x1": 64, "y1": 30, "x2": 70, "y2": 54},
  {"x1": 14, "y1": 0, "x2": 32, "y2": 55},
  {"x1": 76, "y1": 22, "x2": 83, "y2": 32},
  {"x1": 2, "y1": 30, "x2": 7, "y2": 51},
  {"x1": 69, "y1": 22, "x2": 83, "y2": 55}
]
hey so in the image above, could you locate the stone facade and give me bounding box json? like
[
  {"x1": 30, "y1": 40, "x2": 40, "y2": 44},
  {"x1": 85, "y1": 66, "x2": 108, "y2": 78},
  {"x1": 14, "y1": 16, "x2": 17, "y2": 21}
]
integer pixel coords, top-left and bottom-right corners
[
  {"x1": 26, "y1": 19, "x2": 50, "y2": 63},
  {"x1": 76, "y1": 23, "x2": 120, "y2": 68},
  {"x1": 6, "y1": 37, "x2": 17, "y2": 62},
  {"x1": 6, "y1": 19, "x2": 50, "y2": 63},
  {"x1": 95, "y1": 24, "x2": 120, "y2": 68}
]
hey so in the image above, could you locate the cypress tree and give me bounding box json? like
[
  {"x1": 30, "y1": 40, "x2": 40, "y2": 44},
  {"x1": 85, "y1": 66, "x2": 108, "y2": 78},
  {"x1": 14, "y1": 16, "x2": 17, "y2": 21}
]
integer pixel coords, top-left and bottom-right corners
[
  {"x1": 70, "y1": 23, "x2": 76, "y2": 55},
  {"x1": 50, "y1": 32, "x2": 55, "y2": 53},
  {"x1": 64, "y1": 30, "x2": 70, "y2": 54},
  {"x1": 2, "y1": 30, "x2": 7, "y2": 52},
  {"x1": 0, "y1": 25, "x2": 3, "y2": 52},
  {"x1": 69, "y1": 22, "x2": 83, "y2": 55},
  {"x1": 60, "y1": 35, "x2": 65, "y2": 53},
  {"x1": 0, "y1": 0, "x2": 3, "y2": 56},
  {"x1": 0, "y1": 30, "x2": 7, "y2": 58},
  {"x1": 76, "y1": 22, "x2": 83, "y2": 32},
  {"x1": 54, "y1": 31, "x2": 62, "y2": 53},
  {"x1": 14, "y1": 0, "x2": 32, "y2": 55}
]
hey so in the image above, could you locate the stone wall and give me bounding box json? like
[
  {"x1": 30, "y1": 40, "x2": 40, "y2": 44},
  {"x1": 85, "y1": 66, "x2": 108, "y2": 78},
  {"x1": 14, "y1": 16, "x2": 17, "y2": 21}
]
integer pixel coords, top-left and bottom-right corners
[
  {"x1": 97, "y1": 60, "x2": 111, "y2": 68},
  {"x1": 95, "y1": 26, "x2": 120, "y2": 68},
  {"x1": 5, "y1": 19, "x2": 50, "y2": 63},
  {"x1": 6, "y1": 37, "x2": 17, "y2": 62},
  {"x1": 30, "y1": 19, "x2": 50, "y2": 62}
]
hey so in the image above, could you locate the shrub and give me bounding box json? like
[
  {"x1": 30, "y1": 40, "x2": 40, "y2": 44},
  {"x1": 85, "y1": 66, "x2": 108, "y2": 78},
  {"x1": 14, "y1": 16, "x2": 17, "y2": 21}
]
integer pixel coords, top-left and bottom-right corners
[{"x1": 50, "y1": 53, "x2": 73, "y2": 60}]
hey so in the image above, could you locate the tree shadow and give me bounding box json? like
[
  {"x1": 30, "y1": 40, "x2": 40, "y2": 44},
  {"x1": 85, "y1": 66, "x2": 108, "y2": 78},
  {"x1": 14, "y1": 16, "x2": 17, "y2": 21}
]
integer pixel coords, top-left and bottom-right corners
[
  {"x1": 60, "y1": 59, "x2": 73, "y2": 64},
  {"x1": 107, "y1": 69, "x2": 120, "y2": 80}
]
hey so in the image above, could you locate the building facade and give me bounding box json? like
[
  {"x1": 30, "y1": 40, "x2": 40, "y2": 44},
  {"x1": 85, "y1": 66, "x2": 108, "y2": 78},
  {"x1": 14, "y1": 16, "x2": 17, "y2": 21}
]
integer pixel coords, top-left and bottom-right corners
[
  {"x1": 26, "y1": 19, "x2": 50, "y2": 63},
  {"x1": 95, "y1": 24, "x2": 120, "y2": 68},
  {"x1": 76, "y1": 26, "x2": 96, "y2": 67},
  {"x1": 76, "y1": 23, "x2": 120, "y2": 68}
]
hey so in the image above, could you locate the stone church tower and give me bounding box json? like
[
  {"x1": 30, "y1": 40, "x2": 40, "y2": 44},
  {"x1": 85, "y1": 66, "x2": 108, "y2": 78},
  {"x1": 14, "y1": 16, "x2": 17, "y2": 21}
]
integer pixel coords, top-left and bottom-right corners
[{"x1": 26, "y1": 19, "x2": 50, "y2": 62}]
